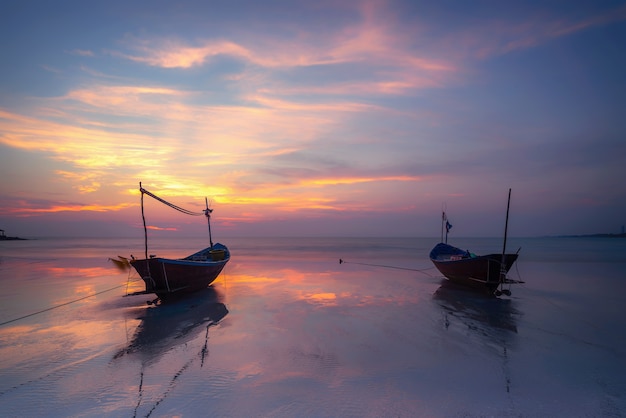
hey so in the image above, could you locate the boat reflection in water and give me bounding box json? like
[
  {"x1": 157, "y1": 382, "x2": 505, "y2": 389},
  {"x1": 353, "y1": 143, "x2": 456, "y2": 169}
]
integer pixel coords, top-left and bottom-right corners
[
  {"x1": 433, "y1": 280, "x2": 521, "y2": 335},
  {"x1": 114, "y1": 286, "x2": 228, "y2": 365},
  {"x1": 433, "y1": 281, "x2": 523, "y2": 394}
]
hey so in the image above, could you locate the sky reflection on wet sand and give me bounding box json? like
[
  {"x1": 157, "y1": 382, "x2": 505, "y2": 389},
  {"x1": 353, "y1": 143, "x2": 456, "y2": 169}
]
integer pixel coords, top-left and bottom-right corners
[{"x1": 1, "y1": 237, "x2": 625, "y2": 416}]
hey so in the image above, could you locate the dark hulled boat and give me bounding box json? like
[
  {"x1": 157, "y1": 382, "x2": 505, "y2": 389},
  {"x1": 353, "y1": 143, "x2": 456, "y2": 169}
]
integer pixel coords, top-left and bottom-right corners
[
  {"x1": 118, "y1": 183, "x2": 230, "y2": 300},
  {"x1": 429, "y1": 242, "x2": 519, "y2": 295},
  {"x1": 429, "y1": 189, "x2": 521, "y2": 296},
  {"x1": 129, "y1": 243, "x2": 230, "y2": 300}
]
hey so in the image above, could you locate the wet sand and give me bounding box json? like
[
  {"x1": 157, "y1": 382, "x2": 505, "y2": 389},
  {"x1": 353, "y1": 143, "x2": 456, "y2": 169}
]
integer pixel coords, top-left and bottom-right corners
[{"x1": 1, "y1": 237, "x2": 625, "y2": 416}]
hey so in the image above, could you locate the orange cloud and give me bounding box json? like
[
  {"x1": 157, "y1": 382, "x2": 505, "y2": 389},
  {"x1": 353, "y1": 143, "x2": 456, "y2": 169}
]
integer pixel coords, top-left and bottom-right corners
[
  {"x1": 56, "y1": 170, "x2": 101, "y2": 193},
  {"x1": 114, "y1": 38, "x2": 253, "y2": 68},
  {"x1": 146, "y1": 225, "x2": 177, "y2": 231},
  {"x1": 0, "y1": 109, "x2": 175, "y2": 170},
  {"x1": 65, "y1": 85, "x2": 187, "y2": 113},
  {"x1": 6, "y1": 202, "x2": 135, "y2": 216}
]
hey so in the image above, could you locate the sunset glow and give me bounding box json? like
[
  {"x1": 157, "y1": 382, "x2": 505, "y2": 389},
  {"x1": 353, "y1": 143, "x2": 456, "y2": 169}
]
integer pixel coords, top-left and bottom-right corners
[{"x1": 1, "y1": 1, "x2": 624, "y2": 237}]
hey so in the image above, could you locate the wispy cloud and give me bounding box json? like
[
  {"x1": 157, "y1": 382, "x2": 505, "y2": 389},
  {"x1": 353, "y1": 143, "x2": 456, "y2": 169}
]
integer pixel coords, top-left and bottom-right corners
[
  {"x1": 112, "y1": 38, "x2": 252, "y2": 68},
  {"x1": 67, "y1": 49, "x2": 95, "y2": 57},
  {"x1": 453, "y1": 4, "x2": 626, "y2": 60},
  {"x1": 302, "y1": 175, "x2": 422, "y2": 187},
  {"x1": 65, "y1": 85, "x2": 189, "y2": 115}
]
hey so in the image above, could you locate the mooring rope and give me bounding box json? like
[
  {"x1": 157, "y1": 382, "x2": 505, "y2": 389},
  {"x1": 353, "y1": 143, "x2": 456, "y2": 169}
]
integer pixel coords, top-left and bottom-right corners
[
  {"x1": 339, "y1": 259, "x2": 437, "y2": 277},
  {"x1": 0, "y1": 280, "x2": 141, "y2": 327}
]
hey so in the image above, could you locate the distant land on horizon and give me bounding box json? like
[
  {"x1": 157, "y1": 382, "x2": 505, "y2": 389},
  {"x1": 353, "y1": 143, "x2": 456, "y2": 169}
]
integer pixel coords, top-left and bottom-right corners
[
  {"x1": 0, "y1": 235, "x2": 27, "y2": 241},
  {"x1": 0, "y1": 229, "x2": 27, "y2": 240},
  {"x1": 557, "y1": 233, "x2": 626, "y2": 238}
]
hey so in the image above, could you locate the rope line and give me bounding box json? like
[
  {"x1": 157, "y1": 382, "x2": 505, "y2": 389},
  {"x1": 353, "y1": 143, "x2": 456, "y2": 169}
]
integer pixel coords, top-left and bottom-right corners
[
  {"x1": 140, "y1": 186, "x2": 203, "y2": 216},
  {"x1": 339, "y1": 259, "x2": 436, "y2": 277},
  {"x1": 0, "y1": 281, "x2": 140, "y2": 327}
]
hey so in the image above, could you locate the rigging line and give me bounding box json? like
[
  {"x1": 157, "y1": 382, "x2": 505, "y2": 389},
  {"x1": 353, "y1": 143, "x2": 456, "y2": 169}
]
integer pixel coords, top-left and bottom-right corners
[
  {"x1": 339, "y1": 259, "x2": 436, "y2": 277},
  {"x1": 0, "y1": 282, "x2": 135, "y2": 327},
  {"x1": 140, "y1": 186, "x2": 203, "y2": 216}
]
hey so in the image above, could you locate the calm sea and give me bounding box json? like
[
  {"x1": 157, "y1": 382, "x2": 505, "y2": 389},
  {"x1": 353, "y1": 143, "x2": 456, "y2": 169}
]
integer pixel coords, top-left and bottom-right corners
[{"x1": 1, "y1": 236, "x2": 625, "y2": 417}]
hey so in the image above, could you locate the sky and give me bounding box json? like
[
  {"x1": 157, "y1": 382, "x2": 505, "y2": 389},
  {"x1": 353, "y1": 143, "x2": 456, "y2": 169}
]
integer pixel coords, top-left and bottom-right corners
[{"x1": 1, "y1": 0, "x2": 625, "y2": 238}]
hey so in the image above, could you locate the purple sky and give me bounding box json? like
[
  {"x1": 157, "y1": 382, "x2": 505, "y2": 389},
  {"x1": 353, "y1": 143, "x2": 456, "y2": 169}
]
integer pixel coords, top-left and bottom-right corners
[{"x1": 1, "y1": 0, "x2": 625, "y2": 238}]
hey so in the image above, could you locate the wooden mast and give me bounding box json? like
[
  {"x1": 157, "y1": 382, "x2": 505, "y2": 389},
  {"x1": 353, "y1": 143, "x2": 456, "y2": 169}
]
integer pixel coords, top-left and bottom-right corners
[
  {"x1": 499, "y1": 188, "x2": 512, "y2": 292},
  {"x1": 205, "y1": 197, "x2": 214, "y2": 250},
  {"x1": 140, "y1": 182, "x2": 148, "y2": 260}
]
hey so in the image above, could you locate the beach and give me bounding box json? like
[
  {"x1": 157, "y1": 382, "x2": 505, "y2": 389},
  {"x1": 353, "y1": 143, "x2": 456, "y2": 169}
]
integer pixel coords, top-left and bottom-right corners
[{"x1": 1, "y1": 236, "x2": 625, "y2": 417}]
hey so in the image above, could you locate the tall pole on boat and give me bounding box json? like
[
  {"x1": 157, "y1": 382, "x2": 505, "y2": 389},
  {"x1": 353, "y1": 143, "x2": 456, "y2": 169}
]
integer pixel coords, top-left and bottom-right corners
[
  {"x1": 441, "y1": 211, "x2": 445, "y2": 243},
  {"x1": 499, "y1": 188, "x2": 511, "y2": 284},
  {"x1": 205, "y1": 197, "x2": 214, "y2": 250},
  {"x1": 140, "y1": 182, "x2": 148, "y2": 260}
]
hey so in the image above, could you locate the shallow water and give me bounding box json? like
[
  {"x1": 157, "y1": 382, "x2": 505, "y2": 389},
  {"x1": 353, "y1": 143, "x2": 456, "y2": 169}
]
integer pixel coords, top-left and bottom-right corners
[{"x1": 1, "y1": 236, "x2": 625, "y2": 417}]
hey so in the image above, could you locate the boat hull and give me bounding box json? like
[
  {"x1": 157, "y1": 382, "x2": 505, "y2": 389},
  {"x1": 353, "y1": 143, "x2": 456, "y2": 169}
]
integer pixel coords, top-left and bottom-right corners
[
  {"x1": 429, "y1": 243, "x2": 518, "y2": 294},
  {"x1": 130, "y1": 243, "x2": 229, "y2": 299}
]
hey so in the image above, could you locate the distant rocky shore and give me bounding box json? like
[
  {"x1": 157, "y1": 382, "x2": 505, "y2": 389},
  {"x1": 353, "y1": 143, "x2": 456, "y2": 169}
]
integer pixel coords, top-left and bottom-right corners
[{"x1": 0, "y1": 230, "x2": 27, "y2": 240}]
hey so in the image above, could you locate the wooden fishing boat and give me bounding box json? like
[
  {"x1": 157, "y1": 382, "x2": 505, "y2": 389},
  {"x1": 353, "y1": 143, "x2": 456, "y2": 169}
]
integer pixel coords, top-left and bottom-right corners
[
  {"x1": 129, "y1": 243, "x2": 230, "y2": 299},
  {"x1": 429, "y1": 242, "x2": 518, "y2": 295},
  {"x1": 120, "y1": 183, "x2": 230, "y2": 300},
  {"x1": 429, "y1": 189, "x2": 521, "y2": 296}
]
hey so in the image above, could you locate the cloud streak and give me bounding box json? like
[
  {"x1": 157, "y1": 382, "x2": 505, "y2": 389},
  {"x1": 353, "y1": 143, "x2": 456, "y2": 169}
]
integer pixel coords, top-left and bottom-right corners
[
  {"x1": 3, "y1": 200, "x2": 135, "y2": 216},
  {"x1": 448, "y1": 3, "x2": 626, "y2": 60}
]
